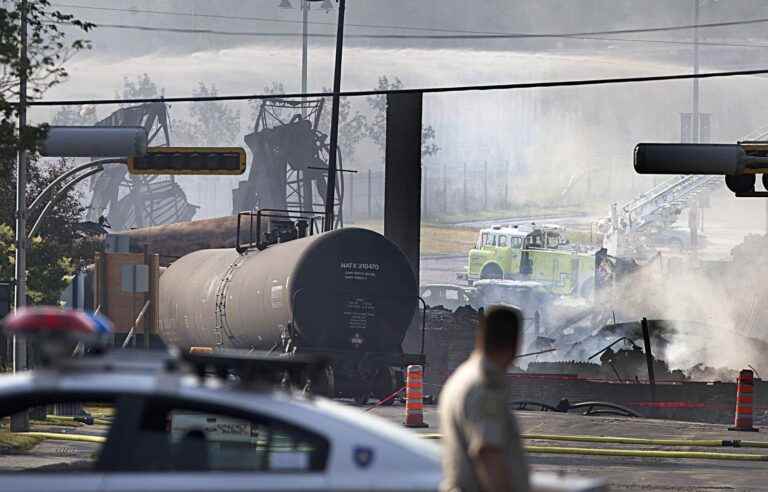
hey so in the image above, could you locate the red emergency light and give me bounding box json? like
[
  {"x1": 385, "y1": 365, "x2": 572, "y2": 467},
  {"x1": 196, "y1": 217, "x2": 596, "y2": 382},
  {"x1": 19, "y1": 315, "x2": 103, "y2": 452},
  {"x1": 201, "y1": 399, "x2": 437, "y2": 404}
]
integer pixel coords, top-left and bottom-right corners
[
  {"x1": 4, "y1": 306, "x2": 95, "y2": 336},
  {"x1": 3, "y1": 307, "x2": 113, "y2": 364}
]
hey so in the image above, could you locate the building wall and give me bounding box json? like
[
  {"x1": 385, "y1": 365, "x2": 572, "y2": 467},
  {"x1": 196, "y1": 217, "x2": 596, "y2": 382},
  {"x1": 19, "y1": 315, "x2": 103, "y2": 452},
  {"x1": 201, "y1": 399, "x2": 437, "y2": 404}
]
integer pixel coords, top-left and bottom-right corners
[{"x1": 506, "y1": 375, "x2": 766, "y2": 425}]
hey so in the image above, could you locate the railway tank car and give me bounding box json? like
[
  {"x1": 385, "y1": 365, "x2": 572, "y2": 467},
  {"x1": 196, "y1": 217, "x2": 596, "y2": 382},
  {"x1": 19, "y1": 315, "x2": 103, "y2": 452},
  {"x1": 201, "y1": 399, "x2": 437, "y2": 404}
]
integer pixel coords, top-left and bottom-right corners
[{"x1": 157, "y1": 227, "x2": 420, "y2": 400}]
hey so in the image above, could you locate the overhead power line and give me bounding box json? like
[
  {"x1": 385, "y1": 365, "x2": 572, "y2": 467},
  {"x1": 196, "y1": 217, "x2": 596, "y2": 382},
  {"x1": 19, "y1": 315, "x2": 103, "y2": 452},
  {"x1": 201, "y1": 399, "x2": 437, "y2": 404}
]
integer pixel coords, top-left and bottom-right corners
[
  {"x1": 51, "y1": 21, "x2": 768, "y2": 50},
  {"x1": 53, "y1": 2, "x2": 337, "y2": 27},
  {"x1": 26, "y1": 68, "x2": 768, "y2": 107},
  {"x1": 571, "y1": 36, "x2": 768, "y2": 50},
  {"x1": 52, "y1": 2, "x2": 768, "y2": 38}
]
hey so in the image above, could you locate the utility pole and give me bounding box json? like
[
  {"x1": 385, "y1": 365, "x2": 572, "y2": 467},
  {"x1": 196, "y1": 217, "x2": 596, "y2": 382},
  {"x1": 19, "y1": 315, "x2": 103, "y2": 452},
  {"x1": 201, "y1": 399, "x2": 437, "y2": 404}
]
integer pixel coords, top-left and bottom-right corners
[
  {"x1": 348, "y1": 169, "x2": 354, "y2": 220},
  {"x1": 11, "y1": 0, "x2": 29, "y2": 432},
  {"x1": 323, "y1": 0, "x2": 346, "y2": 232},
  {"x1": 301, "y1": 0, "x2": 309, "y2": 117},
  {"x1": 688, "y1": 0, "x2": 702, "y2": 255},
  {"x1": 281, "y1": 0, "x2": 329, "y2": 116},
  {"x1": 692, "y1": 0, "x2": 700, "y2": 143}
]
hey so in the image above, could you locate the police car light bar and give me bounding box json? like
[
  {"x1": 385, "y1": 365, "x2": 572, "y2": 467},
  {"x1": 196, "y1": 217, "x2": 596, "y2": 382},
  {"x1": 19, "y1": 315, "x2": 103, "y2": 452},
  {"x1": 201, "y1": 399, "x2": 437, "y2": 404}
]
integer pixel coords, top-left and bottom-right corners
[
  {"x1": 5, "y1": 307, "x2": 95, "y2": 335},
  {"x1": 85, "y1": 312, "x2": 114, "y2": 339},
  {"x1": 3, "y1": 307, "x2": 113, "y2": 364}
]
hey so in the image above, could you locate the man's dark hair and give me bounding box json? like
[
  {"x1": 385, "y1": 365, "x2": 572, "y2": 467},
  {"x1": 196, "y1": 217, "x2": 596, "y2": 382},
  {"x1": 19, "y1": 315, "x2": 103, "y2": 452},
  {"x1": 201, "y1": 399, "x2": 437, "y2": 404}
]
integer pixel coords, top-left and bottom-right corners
[{"x1": 477, "y1": 304, "x2": 522, "y2": 354}]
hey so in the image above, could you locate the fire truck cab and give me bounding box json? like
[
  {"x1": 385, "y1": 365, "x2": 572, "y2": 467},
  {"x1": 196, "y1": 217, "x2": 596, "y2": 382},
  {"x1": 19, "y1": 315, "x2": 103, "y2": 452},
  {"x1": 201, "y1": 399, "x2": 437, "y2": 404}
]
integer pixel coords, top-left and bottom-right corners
[{"x1": 466, "y1": 224, "x2": 598, "y2": 296}]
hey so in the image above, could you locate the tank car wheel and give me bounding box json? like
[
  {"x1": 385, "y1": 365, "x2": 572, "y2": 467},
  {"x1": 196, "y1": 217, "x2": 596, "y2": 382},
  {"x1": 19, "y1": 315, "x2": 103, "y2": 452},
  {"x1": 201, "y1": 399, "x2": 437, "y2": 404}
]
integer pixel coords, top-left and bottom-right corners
[
  {"x1": 373, "y1": 367, "x2": 399, "y2": 406},
  {"x1": 313, "y1": 364, "x2": 336, "y2": 398}
]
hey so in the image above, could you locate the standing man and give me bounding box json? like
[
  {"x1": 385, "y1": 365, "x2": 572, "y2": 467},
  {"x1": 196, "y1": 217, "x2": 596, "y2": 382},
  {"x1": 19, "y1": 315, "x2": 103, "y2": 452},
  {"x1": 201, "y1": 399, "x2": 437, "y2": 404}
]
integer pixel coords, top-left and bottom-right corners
[{"x1": 439, "y1": 305, "x2": 529, "y2": 492}]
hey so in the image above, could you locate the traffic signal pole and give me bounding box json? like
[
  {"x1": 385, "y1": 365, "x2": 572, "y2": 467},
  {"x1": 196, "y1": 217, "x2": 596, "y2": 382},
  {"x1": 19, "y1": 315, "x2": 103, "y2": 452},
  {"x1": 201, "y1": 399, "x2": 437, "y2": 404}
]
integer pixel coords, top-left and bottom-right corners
[
  {"x1": 14, "y1": 0, "x2": 28, "y2": 310},
  {"x1": 323, "y1": 0, "x2": 345, "y2": 232},
  {"x1": 11, "y1": 0, "x2": 29, "y2": 432}
]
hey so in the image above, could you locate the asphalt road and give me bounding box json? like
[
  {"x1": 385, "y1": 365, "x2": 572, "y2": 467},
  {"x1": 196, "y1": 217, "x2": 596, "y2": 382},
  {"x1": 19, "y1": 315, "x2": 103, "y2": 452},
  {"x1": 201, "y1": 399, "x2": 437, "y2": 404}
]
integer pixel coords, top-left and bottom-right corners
[
  {"x1": 0, "y1": 422, "x2": 108, "y2": 471},
  {"x1": 446, "y1": 213, "x2": 593, "y2": 229},
  {"x1": 0, "y1": 439, "x2": 97, "y2": 471},
  {"x1": 420, "y1": 254, "x2": 467, "y2": 286},
  {"x1": 4, "y1": 406, "x2": 768, "y2": 490},
  {"x1": 371, "y1": 405, "x2": 768, "y2": 491}
]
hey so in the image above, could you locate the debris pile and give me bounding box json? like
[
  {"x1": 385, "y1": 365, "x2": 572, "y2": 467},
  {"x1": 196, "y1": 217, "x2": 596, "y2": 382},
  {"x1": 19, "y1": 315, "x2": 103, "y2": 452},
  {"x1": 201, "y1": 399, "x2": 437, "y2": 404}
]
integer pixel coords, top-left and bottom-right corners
[{"x1": 415, "y1": 230, "x2": 768, "y2": 392}]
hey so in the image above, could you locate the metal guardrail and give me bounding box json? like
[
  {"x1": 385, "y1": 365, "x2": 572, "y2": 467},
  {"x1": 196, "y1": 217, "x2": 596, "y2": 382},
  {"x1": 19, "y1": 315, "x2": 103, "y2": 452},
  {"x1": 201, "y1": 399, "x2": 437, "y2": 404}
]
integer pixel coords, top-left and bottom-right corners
[{"x1": 235, "y1": 209, "x2": 322, "y2": 253}]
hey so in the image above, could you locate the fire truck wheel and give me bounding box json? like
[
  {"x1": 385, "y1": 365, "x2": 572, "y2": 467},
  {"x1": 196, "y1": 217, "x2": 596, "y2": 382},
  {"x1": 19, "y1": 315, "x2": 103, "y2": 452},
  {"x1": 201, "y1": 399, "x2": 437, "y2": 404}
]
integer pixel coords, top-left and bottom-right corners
[{"x1": 480, "y1": 264, "x2": 503, "y2": 280}]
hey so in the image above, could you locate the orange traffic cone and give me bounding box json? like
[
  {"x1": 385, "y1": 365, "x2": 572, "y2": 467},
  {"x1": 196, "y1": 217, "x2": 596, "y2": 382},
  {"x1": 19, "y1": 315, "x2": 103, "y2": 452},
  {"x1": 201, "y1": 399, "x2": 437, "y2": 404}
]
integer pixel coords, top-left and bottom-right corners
[
  {"x1": 729, "y1": 369, "x2": 759, "y2": 432},
  {"x1": 404, "y1": 365, "x2": 429, "y2": 428}
]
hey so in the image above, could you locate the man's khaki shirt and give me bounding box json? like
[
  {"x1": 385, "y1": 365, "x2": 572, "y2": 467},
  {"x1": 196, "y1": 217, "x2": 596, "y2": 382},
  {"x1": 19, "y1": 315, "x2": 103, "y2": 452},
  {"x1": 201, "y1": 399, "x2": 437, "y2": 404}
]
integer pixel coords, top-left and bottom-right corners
[{"x1": 438, "y1": 353, "x2": 529, "y2": 492}]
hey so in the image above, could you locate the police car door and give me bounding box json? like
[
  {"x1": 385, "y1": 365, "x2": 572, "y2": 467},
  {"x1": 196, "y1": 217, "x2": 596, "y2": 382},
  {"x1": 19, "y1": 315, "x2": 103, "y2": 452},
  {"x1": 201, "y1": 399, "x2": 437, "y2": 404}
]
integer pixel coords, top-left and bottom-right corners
[{"x1": 100, "y1": 396, "x2": 330, "y2": 492}]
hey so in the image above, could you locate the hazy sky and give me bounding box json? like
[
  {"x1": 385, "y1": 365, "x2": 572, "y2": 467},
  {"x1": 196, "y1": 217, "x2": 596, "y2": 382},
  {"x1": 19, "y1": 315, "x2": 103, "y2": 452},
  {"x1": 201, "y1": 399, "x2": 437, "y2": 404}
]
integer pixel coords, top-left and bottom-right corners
[{"x1": 37, "y1": 1, "x2": 768, "y2": 218}]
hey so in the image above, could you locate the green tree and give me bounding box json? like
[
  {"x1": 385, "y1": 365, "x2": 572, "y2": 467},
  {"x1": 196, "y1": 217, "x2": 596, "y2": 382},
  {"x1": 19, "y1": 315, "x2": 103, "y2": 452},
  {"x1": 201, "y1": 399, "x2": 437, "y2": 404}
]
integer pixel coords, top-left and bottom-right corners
[
  {"x1": 365, "y1": 75, "x2": 439, "y2": 158},
  {"x1": 174, "y1": 82, "x2": 240, "y2": 146},
  {"x1": 248, "y1": 81, "x2": 286, "y2": 123},
  {"x1": 51, "y1": 104, "x2": 97, "y2": 126},
  {"x1": 119, "y1": 73, "x2": 162, "y2": 101},
  {"x1": 0, "y1": 1, "x2": 93, "y2": 304},
  {"x1": 0, "y1": 154, "x2": 88, "y2": 304},
  {"x1": 265, "y1": 81, "x2": 286, "y2": 94},
  {"x1": 250, "y1": 81, "x2": 367, "y2": 161},
  {"x1": 0, "y1": 154, "x2": 90, "y2": 304},
  {"x1": 0, "y1": 224, "x2": 72, "y2": 305},
  {"x1": 318, "y1": 87, "x2": 367, "y2": 162},
  {"x1": 0, "y1": 1, "x2": 93, "y2": 155}
]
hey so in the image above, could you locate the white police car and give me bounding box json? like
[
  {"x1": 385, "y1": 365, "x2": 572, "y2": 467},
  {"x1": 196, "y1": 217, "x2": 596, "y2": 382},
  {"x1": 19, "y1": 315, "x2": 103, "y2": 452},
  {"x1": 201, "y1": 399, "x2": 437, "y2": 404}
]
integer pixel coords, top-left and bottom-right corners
[{"x1": 0, "y1": 308, "x2": 604, "y2": 492}]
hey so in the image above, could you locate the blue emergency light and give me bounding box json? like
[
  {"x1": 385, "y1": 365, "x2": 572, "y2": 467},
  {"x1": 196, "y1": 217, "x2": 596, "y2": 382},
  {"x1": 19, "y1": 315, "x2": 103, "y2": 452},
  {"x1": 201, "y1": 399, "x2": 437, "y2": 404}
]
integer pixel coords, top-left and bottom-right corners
[{"x1": 85, "y1": 312, "x2": 114, "y2": 337}]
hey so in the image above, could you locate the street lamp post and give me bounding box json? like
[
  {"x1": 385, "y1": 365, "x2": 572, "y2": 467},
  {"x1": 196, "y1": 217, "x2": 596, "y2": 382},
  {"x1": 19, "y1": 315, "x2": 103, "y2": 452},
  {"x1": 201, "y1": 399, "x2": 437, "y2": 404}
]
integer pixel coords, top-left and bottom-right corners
[
  {"x1": 692, "y1": 0, "x2": 700, "y2": 143},
  {"x1": 301, "y1": 1, "x2": 309, "y2": 114},
  {"x1": 14, "y1": 0, "x2": 28, "y2": 316},
  {"x1": 279, "y1": 0, "x2": 333, "y2": 117},
  {"x1": 281, "y1": 0, "x2": 344, "y2": 231},
  {"x1": 11, "y1": 0, "x2": 29, "y2": 432}
]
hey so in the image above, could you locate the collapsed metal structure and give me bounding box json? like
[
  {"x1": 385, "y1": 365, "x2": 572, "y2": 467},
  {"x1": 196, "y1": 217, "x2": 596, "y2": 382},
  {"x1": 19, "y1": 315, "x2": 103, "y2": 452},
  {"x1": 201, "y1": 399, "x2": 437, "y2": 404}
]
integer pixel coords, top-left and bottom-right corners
[
  {"x1": 233, "y1": 99, "x2": 344, "y2": 228},
  {"x1": 87, "y1": 102, "x2": 198, "y2": 230},
  {"x1": 85, "y1": 96, "x2": 348, "y2": 231}
]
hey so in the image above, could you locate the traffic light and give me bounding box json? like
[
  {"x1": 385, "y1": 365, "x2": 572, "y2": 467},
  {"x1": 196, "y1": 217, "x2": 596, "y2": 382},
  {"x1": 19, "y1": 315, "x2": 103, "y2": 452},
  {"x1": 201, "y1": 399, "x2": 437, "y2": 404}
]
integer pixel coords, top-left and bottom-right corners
[
  {"x1": 634, "y1": 142, "x2": 768, "y2": 196},
  {"x1": 128, "y1": 147, "x2": 246, "y2": 175}
]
